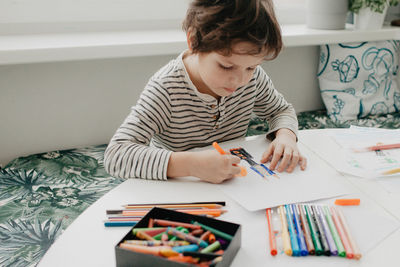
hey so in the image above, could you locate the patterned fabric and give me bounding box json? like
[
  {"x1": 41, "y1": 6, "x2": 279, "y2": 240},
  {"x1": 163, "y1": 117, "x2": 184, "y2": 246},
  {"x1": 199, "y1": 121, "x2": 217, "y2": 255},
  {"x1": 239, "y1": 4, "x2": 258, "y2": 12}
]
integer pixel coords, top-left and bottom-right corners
[
  {"x1": 0, "y1": 145, "x2": 124, "y2": 266},
  {"x1": 318, "y1": 41, "x2": 400, "y2": 122},
  {"x1": 1, "y1": 109, "x2": 399, "y2": 266}
]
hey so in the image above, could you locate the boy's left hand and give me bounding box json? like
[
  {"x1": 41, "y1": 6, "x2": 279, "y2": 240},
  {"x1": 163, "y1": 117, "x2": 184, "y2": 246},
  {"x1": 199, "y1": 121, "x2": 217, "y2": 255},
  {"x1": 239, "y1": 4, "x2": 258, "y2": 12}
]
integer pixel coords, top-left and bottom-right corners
[{"x1": 260, "y1": 128, "x2": 307, "y2": 173}]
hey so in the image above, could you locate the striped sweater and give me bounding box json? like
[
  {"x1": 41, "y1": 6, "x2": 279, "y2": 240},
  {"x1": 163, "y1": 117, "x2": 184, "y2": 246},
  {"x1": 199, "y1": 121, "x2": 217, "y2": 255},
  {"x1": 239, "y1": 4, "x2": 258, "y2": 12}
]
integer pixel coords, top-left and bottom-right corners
[{"x1": 104, "y1": 51, "x2": 298, "y2": 180}]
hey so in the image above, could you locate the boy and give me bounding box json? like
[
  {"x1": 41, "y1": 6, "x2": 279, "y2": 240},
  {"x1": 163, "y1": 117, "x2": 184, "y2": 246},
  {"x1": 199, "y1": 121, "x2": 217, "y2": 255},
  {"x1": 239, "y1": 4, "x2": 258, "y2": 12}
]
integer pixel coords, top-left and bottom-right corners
[{"x1": 104, "y1": 0, "x2": 307, "y2": 183}]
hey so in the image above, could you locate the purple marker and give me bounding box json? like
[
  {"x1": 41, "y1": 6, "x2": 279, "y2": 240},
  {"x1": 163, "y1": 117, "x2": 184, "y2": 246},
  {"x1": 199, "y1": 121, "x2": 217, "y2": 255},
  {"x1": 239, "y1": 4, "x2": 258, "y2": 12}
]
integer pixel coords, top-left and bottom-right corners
[{"x1": 316, "y1": 206, "x2": 338, "y2": 256}]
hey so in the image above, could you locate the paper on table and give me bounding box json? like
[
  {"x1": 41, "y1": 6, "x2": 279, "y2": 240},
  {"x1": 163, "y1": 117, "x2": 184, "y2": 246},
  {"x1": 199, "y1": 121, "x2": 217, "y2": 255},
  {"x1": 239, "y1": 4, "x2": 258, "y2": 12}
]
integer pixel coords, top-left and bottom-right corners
[
  {"x1": 332, "y1": 126, "x2": 400, "y2": 150},
  {"x1": 300, "y1": 128, "x2": 400, "y2": 179},
  {"x1": 329, "y1": 126, "x2": 400, "y2": 178},
  {"x1": 211, "y1": 135, "x2": 353, "y2": 211}
]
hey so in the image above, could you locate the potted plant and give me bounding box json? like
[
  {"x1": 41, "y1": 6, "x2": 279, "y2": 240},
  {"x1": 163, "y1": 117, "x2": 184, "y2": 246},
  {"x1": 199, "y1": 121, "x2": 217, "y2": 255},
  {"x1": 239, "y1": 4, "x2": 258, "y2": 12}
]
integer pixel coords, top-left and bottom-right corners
[{"x1": 349, "y1": 0, "x2": 400, "y2": 30}]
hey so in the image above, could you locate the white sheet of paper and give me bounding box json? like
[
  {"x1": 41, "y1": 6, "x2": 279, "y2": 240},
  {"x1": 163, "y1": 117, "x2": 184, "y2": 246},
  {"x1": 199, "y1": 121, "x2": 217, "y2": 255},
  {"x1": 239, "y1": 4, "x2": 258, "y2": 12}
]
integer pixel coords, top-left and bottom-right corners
[
  {"x1": 208, "y1": 135, "x2": 354, "y2": 211},
  {"x1": 332, "y1": 126, "x2": 400, "y2": 150},
  {"x1": 378, "y1": 176, "x2": 400, "y2": 193},
  {"x1": 300, "y1": 129, "x2": 400, "y2": 178}
]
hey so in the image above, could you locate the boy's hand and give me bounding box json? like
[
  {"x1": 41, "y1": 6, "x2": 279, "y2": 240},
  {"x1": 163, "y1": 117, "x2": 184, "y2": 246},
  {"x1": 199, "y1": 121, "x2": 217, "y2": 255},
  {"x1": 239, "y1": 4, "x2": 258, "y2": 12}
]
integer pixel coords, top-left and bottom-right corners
[
  {"x1": 189, "y1": 150, "x2": 242, "y2": 183},
  {"x1": 167, "y1": 150, "x2": 241, "y2": 184},
  {"x1": 260, "y1": 128, "x2": 307, "y2": 173}
]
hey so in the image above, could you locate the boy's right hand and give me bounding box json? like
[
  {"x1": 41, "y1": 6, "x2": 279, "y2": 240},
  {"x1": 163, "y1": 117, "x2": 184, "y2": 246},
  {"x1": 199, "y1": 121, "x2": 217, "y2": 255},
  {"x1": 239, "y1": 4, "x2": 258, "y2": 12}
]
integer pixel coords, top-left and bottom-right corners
[
  {"x1": 189, "y1": 150, "x2": 242, "y2": 183},
  {"x1": 167, "y1": 150, "x2": 242, "y2": 184}
]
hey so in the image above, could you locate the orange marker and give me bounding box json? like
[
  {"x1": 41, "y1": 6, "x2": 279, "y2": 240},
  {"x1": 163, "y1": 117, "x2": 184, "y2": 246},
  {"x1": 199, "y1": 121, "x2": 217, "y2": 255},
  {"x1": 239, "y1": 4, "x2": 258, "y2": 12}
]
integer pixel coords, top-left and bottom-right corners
[
  {"x1": 330, "y1": 206, "x2": 354, "y2": 259},
  {"x1": 334, "y1": 207, "x2": 362, "y2": 260},
  {"x1": 212, "y1": 142, "x2": 247, "y2": 176},
  {"x1": 334, "y1": 199, "x2": 360, "y2": 206},
  {"x1": 266, "y1": 208, "x2": 278, "y2": 256}
]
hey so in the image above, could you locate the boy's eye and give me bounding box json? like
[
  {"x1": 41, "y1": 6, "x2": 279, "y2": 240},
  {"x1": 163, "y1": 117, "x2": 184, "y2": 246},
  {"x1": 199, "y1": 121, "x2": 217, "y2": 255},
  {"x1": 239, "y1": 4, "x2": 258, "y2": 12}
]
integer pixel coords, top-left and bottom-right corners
[
  {"x1": 247, "y1": 67, "x2": 256, "y2": 71},
  {"x1": 219, "y1": 64, "x2": 232, "y2": 70}
]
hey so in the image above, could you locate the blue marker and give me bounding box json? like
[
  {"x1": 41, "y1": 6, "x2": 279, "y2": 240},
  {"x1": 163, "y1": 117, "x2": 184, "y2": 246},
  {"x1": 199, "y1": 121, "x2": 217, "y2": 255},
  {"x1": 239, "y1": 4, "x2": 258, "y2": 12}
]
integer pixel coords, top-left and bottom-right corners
[
  {"x1": 285, "y1": 205, "x2": 300, "y2": 256},
  {"x1": 291, "y1": 204, "x2": 308, "y2": 256}
]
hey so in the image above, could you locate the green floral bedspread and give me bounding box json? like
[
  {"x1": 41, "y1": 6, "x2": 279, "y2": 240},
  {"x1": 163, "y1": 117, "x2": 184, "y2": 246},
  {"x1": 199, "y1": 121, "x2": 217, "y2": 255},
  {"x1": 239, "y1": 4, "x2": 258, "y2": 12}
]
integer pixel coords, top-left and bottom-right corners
[{"x1": 1, "y1": 109, "x2": 399, "y2": 266}]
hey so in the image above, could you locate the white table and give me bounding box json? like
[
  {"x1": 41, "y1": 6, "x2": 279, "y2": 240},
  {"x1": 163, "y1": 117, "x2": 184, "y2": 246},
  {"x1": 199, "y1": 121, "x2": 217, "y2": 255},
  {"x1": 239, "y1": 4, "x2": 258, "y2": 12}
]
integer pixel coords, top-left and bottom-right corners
[{"x1": 38, "y1": 130, "x2": 400, "y2": 267}]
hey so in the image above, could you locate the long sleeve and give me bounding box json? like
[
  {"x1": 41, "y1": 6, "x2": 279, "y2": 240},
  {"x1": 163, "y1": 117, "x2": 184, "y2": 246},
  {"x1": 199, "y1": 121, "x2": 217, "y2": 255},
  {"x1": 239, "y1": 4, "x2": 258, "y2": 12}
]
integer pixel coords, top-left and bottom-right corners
[
  {"x1": 104, "y1": 80, "x2": 172, "y2": 180},
  {"x1": 253, "y1": 67, "x2": 298, "y2": 140}
]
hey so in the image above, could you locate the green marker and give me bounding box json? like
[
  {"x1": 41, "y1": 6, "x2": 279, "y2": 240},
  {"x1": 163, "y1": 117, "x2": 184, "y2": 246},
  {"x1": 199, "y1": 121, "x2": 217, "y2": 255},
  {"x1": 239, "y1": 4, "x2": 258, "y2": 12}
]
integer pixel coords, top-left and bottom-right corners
[
  {"x1": 192, "y1": 221, "x2": 233, "y2": 241},
  {"x1": 323, "y1": 206, "x2": 346, "y2": 257},
  {"x1": 303, "y1": 205, "x2": 324, "y2": 255}
]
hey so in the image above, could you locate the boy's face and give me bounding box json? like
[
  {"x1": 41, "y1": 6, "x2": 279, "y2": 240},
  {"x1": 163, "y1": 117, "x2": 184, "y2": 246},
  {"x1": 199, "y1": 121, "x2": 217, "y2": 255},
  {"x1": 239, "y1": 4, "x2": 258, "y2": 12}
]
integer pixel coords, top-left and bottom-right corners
[{"x1": 196, "y1": 42, "x2": 264, "y2": 98}]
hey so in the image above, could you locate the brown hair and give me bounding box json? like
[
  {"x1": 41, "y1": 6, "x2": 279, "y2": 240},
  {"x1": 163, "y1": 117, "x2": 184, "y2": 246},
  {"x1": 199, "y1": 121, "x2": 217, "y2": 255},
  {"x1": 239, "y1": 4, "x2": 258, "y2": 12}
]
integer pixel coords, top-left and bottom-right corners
[{"x1": 182, "y1": 0, "x2": 282, "y2": 60}]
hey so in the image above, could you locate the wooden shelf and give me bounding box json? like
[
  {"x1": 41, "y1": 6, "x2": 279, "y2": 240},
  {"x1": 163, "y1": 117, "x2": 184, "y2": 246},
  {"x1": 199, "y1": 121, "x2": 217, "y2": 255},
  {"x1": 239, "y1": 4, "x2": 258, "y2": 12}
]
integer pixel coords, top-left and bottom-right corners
[{"x1": 1, "y1": 24, "x2": 399, "y2": 65}]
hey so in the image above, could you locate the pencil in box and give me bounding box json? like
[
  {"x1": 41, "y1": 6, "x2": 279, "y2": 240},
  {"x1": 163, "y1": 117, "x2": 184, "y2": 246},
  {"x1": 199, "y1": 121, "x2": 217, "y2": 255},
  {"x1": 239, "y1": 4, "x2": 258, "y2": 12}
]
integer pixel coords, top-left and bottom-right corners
[{"x1": 115, "y1": 207, "x2": 241, "y2": 266}]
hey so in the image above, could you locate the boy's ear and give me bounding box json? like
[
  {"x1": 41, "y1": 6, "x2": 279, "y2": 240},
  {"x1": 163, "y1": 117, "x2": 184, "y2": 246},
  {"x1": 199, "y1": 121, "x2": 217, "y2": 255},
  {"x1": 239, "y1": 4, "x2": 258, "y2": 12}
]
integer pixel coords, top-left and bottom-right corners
[{"x1": 186, "y1": 31, "x2": 193, "y2": 52}]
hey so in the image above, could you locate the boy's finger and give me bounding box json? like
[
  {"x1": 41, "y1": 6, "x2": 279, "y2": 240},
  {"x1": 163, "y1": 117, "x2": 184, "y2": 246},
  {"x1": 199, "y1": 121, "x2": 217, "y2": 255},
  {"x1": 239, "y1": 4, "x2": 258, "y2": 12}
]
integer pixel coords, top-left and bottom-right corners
[
  {"x1": 299, "y1": 155, "x2": 307, "y2": 170},
  {"x1": 230, "y1": 155, "x2": 241, "y2": 164},
  {"x1": 277, "y1": 151, "x2": 291, "y2": 172},
  {"x1": 261, "y1": 145, "x2": 274, "y2": 163},
  {"x1": 286, "y1": 151, "x2": 300, "y2": 172},
  {"x1": 269, "y1": 147, "x2": 283, "y2": 170}
]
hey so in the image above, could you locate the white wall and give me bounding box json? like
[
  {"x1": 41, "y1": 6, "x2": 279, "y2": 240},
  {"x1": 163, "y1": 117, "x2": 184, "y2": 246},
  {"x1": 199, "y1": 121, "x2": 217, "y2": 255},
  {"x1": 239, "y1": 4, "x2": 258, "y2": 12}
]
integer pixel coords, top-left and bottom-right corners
[{"x1": 0, "y1": 46, "x2": 323, "y2": 167}]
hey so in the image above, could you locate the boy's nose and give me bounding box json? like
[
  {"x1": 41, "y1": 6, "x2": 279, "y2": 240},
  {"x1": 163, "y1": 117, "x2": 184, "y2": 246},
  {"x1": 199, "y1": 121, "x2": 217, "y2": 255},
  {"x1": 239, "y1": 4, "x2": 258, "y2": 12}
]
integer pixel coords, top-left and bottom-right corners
[{"x1": 230, "y1": 72, "x2": 244, "y2": 87}]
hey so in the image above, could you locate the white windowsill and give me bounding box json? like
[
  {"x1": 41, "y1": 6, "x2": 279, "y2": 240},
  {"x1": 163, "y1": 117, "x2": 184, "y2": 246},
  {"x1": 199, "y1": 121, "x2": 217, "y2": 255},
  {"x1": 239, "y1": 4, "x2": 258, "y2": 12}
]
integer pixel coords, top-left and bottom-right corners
[{"x1": 1, "y1": 24, "x2": 400, "y2": 65}]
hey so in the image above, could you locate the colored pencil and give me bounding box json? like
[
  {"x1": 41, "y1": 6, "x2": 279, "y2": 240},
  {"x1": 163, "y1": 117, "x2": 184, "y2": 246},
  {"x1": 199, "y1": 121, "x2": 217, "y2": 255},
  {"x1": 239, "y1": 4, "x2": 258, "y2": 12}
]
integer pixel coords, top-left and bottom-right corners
[
  {"x1": 122, "y1": 209, "x2": 226, "y2": 217},
  {"x1": 382, "y1": 167, "x2": 400, "y2": 176},
  {"x1": 124, "y1": 203, "x2": 225, "y2": 209},
  {"x1": 124, "y1": 240, "x2": 189, "y2": 246},
  {"x1": 125, "y1": 201, "x2": 226, "y2": 206},
  {"x1": 153, "y1": 219, "x2": 201, "y2": 230},
  {"x1": 366, "y1": 143, "x2": 400, "y2": 151},
  {"x1": 104, "y1": 221, "x2": 137, "y2": 227},
  {"x1": 266, "y1": 208, "x2": 277, "y2": 256}
]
